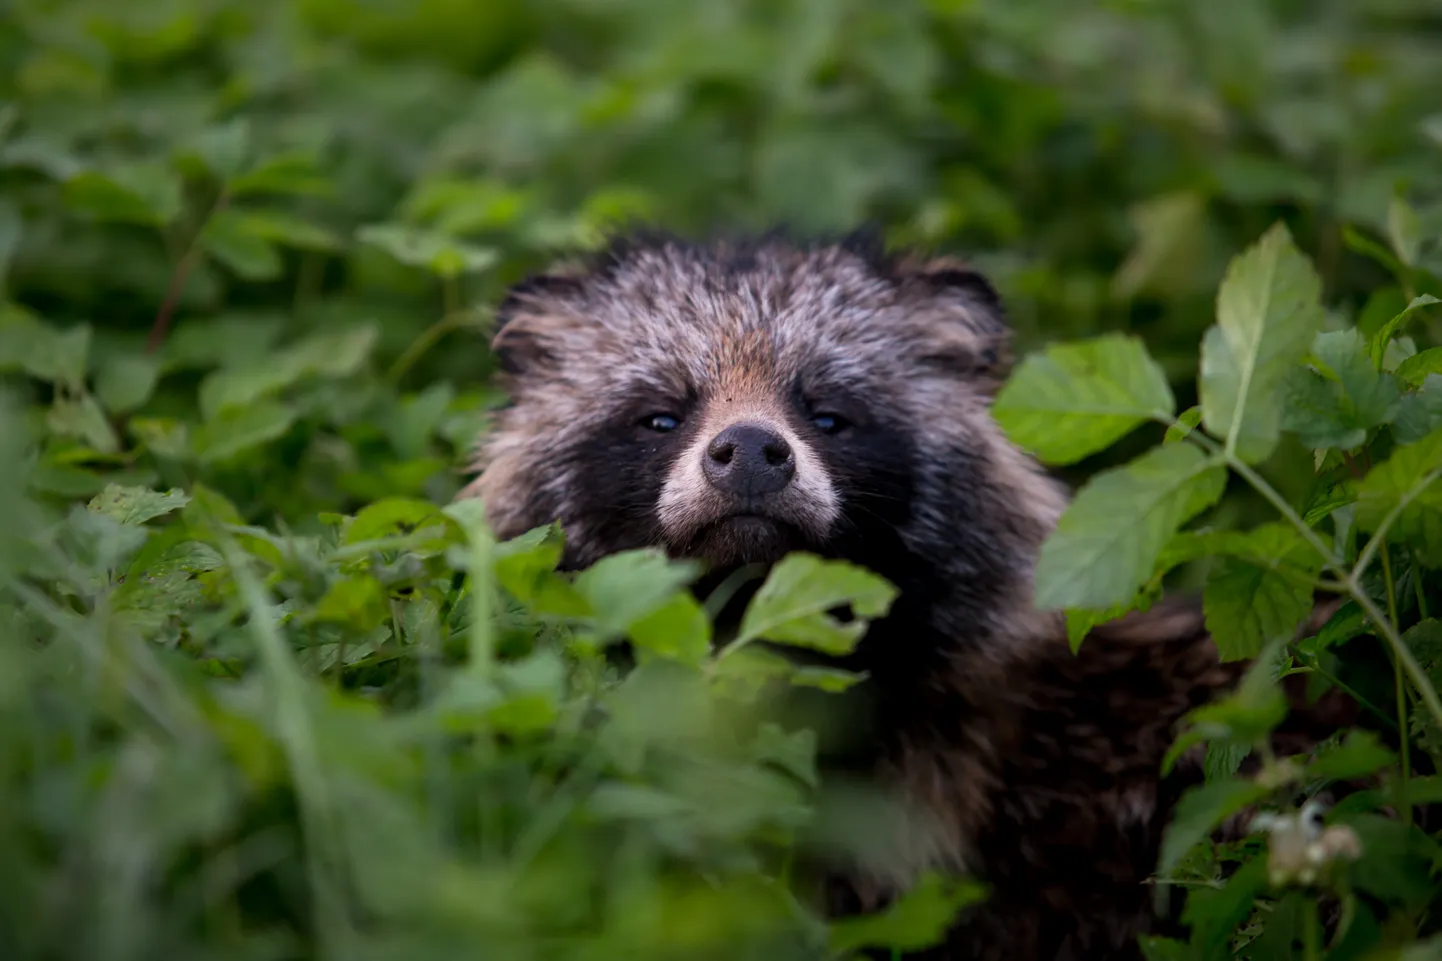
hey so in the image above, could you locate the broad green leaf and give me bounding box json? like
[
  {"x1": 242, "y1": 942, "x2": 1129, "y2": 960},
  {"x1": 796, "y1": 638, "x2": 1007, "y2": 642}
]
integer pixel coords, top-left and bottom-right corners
[
  {"x1": 0, "y1": 311, "x2": 90, "y2": 390},
  {"x1": 574, "y1": 549, "x2": 703, "y2": 641},
  {"x1": 1159, "y1": 776, "x2": 1272, "y2": 874},
  {"x1": 1200, "y1": 222, "x2": 1328, "y2": 462},
  {"x1": 1394, "y1": 375, "x2": 1442, "y2": 446},
  {"x1": 1281, "y1": 327, "x2": 1403, "y2": 449},
  {"x1": 627, "y1": 592, "x2": 711, "y2": 665},
  {"x1": 751, "y1": 722, "x2": 819, "y2": 789},
  {"x1": 1033, "y1": 443, "x2": 1227, "y2": 611},
  {"x1": 827, "y1": 871, "x2": 988, "y2": 955},
  {"x1": 191, "y1": 399, "x2": 297, "y2": 463},
  {"x1": 1202, "y1": 523, "x2": 1324, "y2": 661},
  {"x1": 128, "y1": 417, "x2": 190, "y2": 459},
  {"x1": 201, "y1": 209, "x2": 283, "y2": 281},
  {"x1": 992, "y1": 332, "x2": 1175, "y2": 465},
  {"x1": 310, "y1": 574, "x2": 388, "y2": 629},
  {"x1": 63, "y1": 164, "x2": 182, "y2": 227},
  {"x1": 227, "y1": 150, "x2": 330, "y2": 197},
  {"x1": 1397, "y1": 348, "x2": 1442, "y2": 389},
  {"x1": 179, "y1": 118, "x2": 252, "y2": 180},
  {"x1": 492, "y1": 523, "x2": 590, "y2": 617},
  {"x1": 1370, "y1": 295, "x2": 1440, "y2": 368},
  {"x1": 87, "y1": 485, "x2": 189, "y2": 525},
  {"x1": 1356, "y1": 428, "x2": 1442, "y2": 564},
  {"x1": 198, "y1": 326, "x2": 378, "y2": 418},
  {"x1": 1180, "y1": 858, "x2": 1269, "y2": 959},
  {"x1": 344, "y1": 497, "x2": 461, "y2": 556},
  {"x1": 1163, "y1": 637, "x2": 1291, "y2": 774},
  {"x1": 47, "y1": 393, "x2": 118, "y2": 453},
  {"x1": 235, "y1": 211, "x2": 343, "y2": 251},
  {"x1": 95, "y1": 352, "x2": 160, "y2": 413},
  {"x1": 735, "y1": 553, "x2": 898, "y2": 654}
]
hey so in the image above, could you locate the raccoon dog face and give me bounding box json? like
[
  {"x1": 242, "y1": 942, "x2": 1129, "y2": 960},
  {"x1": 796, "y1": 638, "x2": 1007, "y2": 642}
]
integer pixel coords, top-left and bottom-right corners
[{"x1": 463, "y1": 229, "x2": 1065, "y2": 630}]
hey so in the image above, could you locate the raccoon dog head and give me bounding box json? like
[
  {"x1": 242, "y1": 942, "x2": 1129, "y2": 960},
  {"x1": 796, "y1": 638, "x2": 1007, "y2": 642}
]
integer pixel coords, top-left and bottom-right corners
[{"x1": 461, "y1": 229, "x2": 1066, "y2": 633}]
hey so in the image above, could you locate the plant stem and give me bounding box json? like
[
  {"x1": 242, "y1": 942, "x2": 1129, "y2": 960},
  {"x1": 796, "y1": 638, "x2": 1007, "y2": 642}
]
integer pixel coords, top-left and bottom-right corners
[
  {"x1": 1352, "y1": 466, "x2": 1442, "y2": 584},
  {"x1": 1303, "y1": 899, "x2": 1322, "y2": 961},
  {"x1": 386, "y1": 308, "x2": 487, "y2": 384},
  {"x1": 1382, "y1": 545, "x2": 1413, "y2": 827},
  {"x1": 1352, "y1": 586, "x2": 1442, "y2": 731},
  {"x1": 1227, "y1": 457, "x2": 1344, "y2": 573},
  {"x1": 147, "y1": 191, "x2": 231, "y2": 354}
]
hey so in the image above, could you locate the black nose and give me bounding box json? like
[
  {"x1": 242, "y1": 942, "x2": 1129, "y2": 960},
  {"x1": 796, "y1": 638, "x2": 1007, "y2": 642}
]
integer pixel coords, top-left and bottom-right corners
[{"x1": 703, "y1": 422, "x2": 796, "y2": 497}]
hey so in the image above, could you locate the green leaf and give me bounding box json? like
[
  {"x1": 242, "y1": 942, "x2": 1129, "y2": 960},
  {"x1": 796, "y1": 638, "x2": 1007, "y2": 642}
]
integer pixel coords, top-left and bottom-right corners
[
  {"x1": 87, "y1": 485, "x2": 189, "y2": 525},
  {"x1": 827, "y1": 871, "x2": 988, "y2": 955},
  {"x1": 95, "y1": 352, "x2": 160, "y2": 414},
  {"x1": 1370, "y1": 294, "x2": 1440, "y2": 368},
  {"x1": 310, "y1": 574, "x2": 388, "y2": 629},
  {"x1": 1396, "y1": 348, "x2": 1442, "y2": 389},
  {"x1": 789, "y1": 665, "x2": 869, "y2": 693},
  {"x1": 1281, "y1": 328, "x2": 1402, "y2": 450},
  {"x1": 1180, "y1": 858, "x2": 1269, "y2": 960},
  {"x1": 991, "y1": 332, "x2": 1175, "y2": 465},
  {"x1": 1394, "y1": 375, "x2": 1442, "y2": 446},
  {"x1": 0, "y1": 311, "x2": 91, "y2": 390},
  {"x1": 233, "y1": 211, "x2": 343, "y2": 251},
  {"x1": 1033, "y1": 443, "x2": 1227, "y2": 611},
  {"x1": 200, "y1": 209, "x2": 283, "y2": 281},
  {"x1": 191, "y1": 399, "x2": 297, "y2": 463},
  {"x1": 1163, "y1": 638, "x2": 1291, "y2": 775},
  {"x1": 751, "y1": 722, "x2": 819, "y2": 789},
  {"x1": 1306, "y1": 729, "x2": 1397, "y2": 782},
  {"x1": 1202, "y1": 523, "x2": 1325, "y2": 660},
  {"x1": 1387, "y1": 195, "x2": 1422, "y2": 268},
  {"x1": 1200, "y1": 221, "x2": 1329, "y2": 463},
  {"x1": 573, "y1": 549, "x2": 703, "y2": 642},
  {"x1": 47, "y1": 393, "x2": 118, "y2": 453},
  {"x1": 181, "y1": 118, "x2": 252, "y2": 180},
  {"x1": 63, "y1": 164, "x2": 182, "y2": 227},
  {"x1": 357, "y1": 223, "x2": 499, "y2": 277},
  {"x1": 344, "y1": 497, "x2": 461, "y2": 556},
  {"x1": 1356, "y1": 428, "x2": 1442, "y2": 564},
  {"x1": 627, "y1": 592, "x2": 712, "y2": 665},
  {"x1": 492, "y1": 524, "x2": 590, "y2": 617},
  {"x1": 735, "y1": 553, "x2": 898, "y2": 654},
  {"x1": 1159, "y1": 776, "x2": 1271, "y2": 874},
  {"x1": 0, "y1": 198, "x2": 20, "y2": 283},
  {"x1": 227, "y1": 150, "x2": 330, "y2": 197},
  {"x1": 198, "y1": 326, "x2": 378, "y2": 418}
]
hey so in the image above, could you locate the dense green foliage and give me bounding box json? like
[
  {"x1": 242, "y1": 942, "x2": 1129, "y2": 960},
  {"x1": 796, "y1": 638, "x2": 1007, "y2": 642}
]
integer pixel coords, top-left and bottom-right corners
[{"x1": 2, "y1": 0, "x2": 1442, "y2": 958}]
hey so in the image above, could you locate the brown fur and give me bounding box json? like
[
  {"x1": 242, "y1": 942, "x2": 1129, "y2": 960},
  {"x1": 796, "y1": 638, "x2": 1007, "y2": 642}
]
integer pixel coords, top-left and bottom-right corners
[{"x1": 457, "y1": 228, "x2": 1354, "y2": 959}]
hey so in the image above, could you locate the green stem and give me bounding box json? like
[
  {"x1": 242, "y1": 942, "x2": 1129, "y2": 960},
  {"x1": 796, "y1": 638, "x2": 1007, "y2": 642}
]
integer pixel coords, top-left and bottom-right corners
[
  {"x1": 1352, "y1": 586, "x2": 1442, "y2": 731},
  {"x1": 1414, "y1": 550, "x2": 1431, "y2": 621},
  {"x1": 1352, "y1": 466, "x2": 1442, "y2": 584},
  {"x1": 1303, "y1": 899, "x2": 1322, "y2": 961},
  {"x1": 1381, "y1": 545, "x2": 1413, "y2": 827},
  {"x1": 1227, "y1": 457, "x2": 1344, "y2": 573},
  {"x1": 386, "y1": 309, "x2": 486, "y2": 385}
]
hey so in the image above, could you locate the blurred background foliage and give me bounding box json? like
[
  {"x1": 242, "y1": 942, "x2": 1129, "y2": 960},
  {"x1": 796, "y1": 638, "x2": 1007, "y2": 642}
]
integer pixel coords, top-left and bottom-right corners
[{"x1": 2, "y1": 0, "x2": 1442, "y2": 958}]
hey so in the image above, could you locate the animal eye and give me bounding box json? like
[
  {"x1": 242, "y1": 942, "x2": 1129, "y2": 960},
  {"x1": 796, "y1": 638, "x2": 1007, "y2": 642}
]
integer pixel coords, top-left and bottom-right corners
[
  {"x1": 643, "y1": 413, "x2": 681, "y2": 432},
  {"x1": 812, "y1": 413, "x2": 848, "y2": 434}
]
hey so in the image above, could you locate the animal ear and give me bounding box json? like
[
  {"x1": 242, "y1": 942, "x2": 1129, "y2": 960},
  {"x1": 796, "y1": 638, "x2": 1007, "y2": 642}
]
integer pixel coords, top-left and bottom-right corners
[
  {"x1": 490, "y1": 272, "x2": 588, "y2": 376},
  {"x1": 898, "y1": 256, "x2": 1014, "y2": 390}
]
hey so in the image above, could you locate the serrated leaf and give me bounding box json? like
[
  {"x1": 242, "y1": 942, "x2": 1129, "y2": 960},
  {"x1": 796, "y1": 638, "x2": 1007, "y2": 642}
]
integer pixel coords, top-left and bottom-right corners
[
  {"x1": 1370, "y1": 294, "x2": 1440, "y2": 368},
  {"x1": 1200, "y1": 222, "x2": 1329, "y2": 463},
  {"x1": 1356, "y1": 428, "x2": 1442, "y2": 564},
  {"x1": 827, "y1": 871, "x2": 988, "y2": 955},
  {"x1": 1180, "y1": 857, "x2": 1269, "y2": 959},
  {"x1": 310, "y1": 574, "x2": 388, "y2": 628},
  {"x1": 492, "y1": 524, "x2": 590, "y2": 617},
  {"x1": 992, "y1": 333, "x2": 1175, "y2": 465},
  {"x1": 1282, "y1": 328, "x2": 1404, "y2": 449},
  {"x1": 751, "y1": 722, "x2": 818, "y2": 789},
  {"x1": 735, "y1": 553, "x2": 898, "y2": 654},
  {"x1": 1394, "y1": 375, "x2": 1442, "y2": 446},
  {"x1": 183, "y1": 118, "x2": 252, "y2": 180},
  {"x1": 1033, "y1": 443, "x2": 1227, "y2": 611},
  {"x1": 95, "y1": 352, "x2": 160, "y2": 413},
  {"x1": 63, "y1": 165, "x2": 182, "y2": 227},
  {"x1": 1202, "y1": 524, "x2": 1324, "y2": 660},
  {"x1": 1396, "y1": 348, "x2": 1442, "y2": 389},
  {"x1": 191, "y1": 400, "x2": 296, "y2": 463},
  {"x1": 201, "y1": 209, "x2": 283, "y2": 281},
  {"x1": 87, "y1": 485, "x2": 189, "y2": 525},
  {"x1": 1296, "y1": 600, "x2": 1370, "y2": 656},
  {"x1": 344, "y1": 497, "x2": 461, "y2": 557}
]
